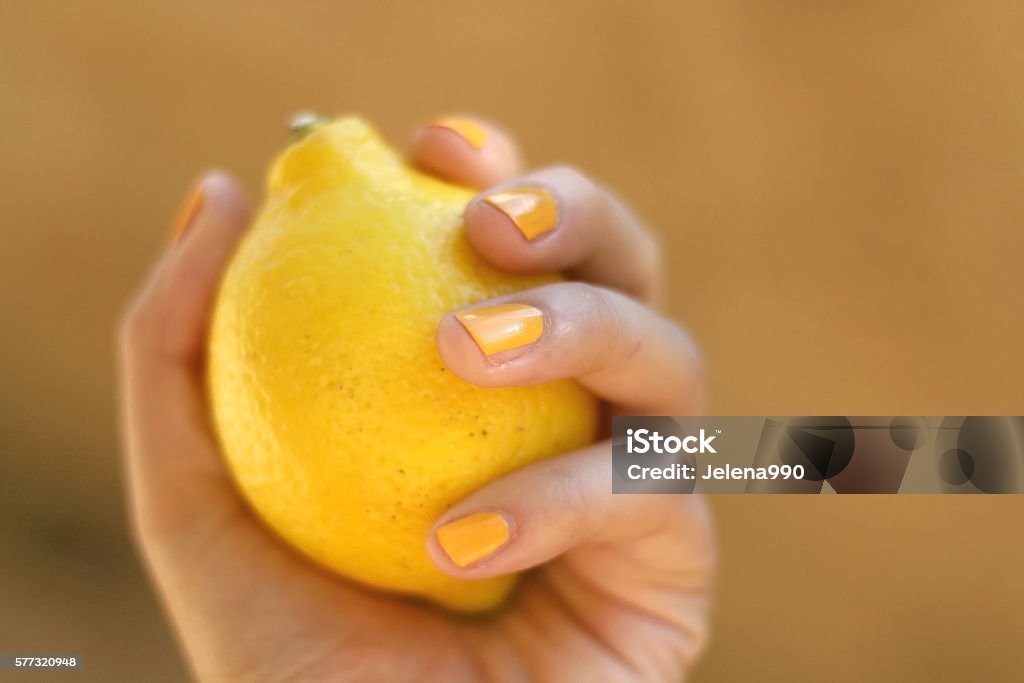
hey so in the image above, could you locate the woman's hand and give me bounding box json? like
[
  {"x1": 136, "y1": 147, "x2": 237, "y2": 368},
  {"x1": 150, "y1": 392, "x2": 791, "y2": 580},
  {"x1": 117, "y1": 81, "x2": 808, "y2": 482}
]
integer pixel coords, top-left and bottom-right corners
[{"x1": 119, "y1": 116, "x2": 714, "y2": 682}]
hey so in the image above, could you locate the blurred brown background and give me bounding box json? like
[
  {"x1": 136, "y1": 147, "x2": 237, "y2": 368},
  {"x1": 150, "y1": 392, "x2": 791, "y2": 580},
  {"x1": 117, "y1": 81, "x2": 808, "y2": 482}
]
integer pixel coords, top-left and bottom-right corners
[{"x1": 2, "y1": 1, "x2": 1023, "y2": 680}]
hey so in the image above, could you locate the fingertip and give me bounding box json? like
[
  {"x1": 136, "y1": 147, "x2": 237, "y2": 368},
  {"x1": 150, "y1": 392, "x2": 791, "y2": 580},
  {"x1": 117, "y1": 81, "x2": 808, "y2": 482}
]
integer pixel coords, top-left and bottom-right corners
[
  {"x1": 422, "y1": 446, "x2": 610, "y2": 580},
  {"x1": 410, "y1": 115, "x2": 522, "y2": 188},
  {"x1": 461, "y1": 177, "x2": 582, "y2": 277},
  {"x1": 425, "y1": 532, "x2": 464, "y2": 577},
  {"x1": 437, "y1": 305, "x2": 549, "y2": 387},
  {"x1": 424, "y1": 527, "x2": 483, "y2": 579},
  {"x1": 426, "y1": 118, "x2": 490, "y2": 150},
  {"x1": 435, "y1": 313, "x2": 497, "y2": 383},
  {"x1": 462, "y1": 198, "x2": 549, "y2": 274},
  {"x1": 171, "y1": 170, "x2": 248, "y2": 246},
  {"x1": 196, "y1": 170, "x2": 250, "y2": 224},
  {"x1": 426, "y1": 510, "x2": 516, "y2": 576}
]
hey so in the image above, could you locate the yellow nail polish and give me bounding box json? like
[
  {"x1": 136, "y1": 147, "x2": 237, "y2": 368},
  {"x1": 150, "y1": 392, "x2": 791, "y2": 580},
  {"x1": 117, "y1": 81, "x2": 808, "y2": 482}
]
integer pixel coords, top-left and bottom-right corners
[
  {"x1": 436, "y1": 511, "x2": 511, "y2": 568},
  {"x1": 482, "y1": 188, "x2": 558, "y2": 240},
  {"x1": 430, "y1": 118, "x2": 488, "y2": 150},
  {"x1": 455, "y1": 303, "x2": 544, "y2": 356},
  {"x1": 170, "y1": 181, "x2": 205, "y2": 243}
]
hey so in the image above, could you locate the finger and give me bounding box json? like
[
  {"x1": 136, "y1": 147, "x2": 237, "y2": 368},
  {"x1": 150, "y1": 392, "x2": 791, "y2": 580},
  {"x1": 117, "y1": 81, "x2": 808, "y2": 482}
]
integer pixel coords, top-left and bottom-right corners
[
  {"x1": 118, "y1": 171, "x2": 251, "y2": 540},
  {"x1": 436, "y1": 282, "x2": 703, "y2": 414},
  {"x1": 409, "y1": 115, "x2": 523, "y2": 188},
  {"x1": 426, "y1": 442, "x2": 715, "y2": 584},
  {"x1": 428, "y1": 444, "x2": 715, "y2": 671},
  {"x1": 463, "y1": 166, "x2": 662, "y2": 303}
]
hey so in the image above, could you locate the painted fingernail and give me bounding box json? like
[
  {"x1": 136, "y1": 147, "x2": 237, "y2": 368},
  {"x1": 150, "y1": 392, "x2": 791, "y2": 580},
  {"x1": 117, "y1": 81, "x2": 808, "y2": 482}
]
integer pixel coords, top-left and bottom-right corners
[
  {"x1": 482, "y1": 187, "x2": 558, "y2": 241},
  {"x1": 436, "y1": 511, "x2": 511, "y2": 568},
  {"x1": 429, "y1": 118, "x2": 488, "y2": 150},
  {"x1": 170, "y1": 180, "x2": 205, "y2": 243},
  {"x1": 455, "y1": 303, "x2": 544, "y2": 356}
]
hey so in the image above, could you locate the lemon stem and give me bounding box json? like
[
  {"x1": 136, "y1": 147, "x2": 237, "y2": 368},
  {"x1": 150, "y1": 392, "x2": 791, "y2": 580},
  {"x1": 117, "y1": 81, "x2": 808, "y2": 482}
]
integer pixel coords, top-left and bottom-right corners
[{"x1": 288, "y1": 112, "x2": 326, "y2": 141}]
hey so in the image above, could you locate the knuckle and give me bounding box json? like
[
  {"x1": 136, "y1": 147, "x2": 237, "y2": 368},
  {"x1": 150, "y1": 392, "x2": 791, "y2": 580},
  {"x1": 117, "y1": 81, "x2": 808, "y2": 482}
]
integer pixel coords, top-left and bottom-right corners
[
  {"x1": 662, "y1": 324, "x2": 706, "y2": 414},
  {"x1": 546, "y1": 164, "x2": 602, "y2": 198},
  {"x1": 562, "y1": 281, "x2": 619, "y2": 329},
  {"x1": 546, "y1": 163, "x2": 583, "y2": 182},
  {"x1": 580, "y1": 285, "x2": 637, "y2": 373},
  {"x1": 549, "y1": 281, "x2": 638, "y2": 378},
  {"x1": 558, "y1": 281, "x2": 703, "y2": 410},
  {"x1": 131, "y1": 508, "x2": 190, "y2": 563},
  {"x1": 118, "y1": 261, "x2": 187, "y2": 361},
  {"x1": 642, "y1": 229, "x2": 663, "y2": 275},
  {"x1": 118, "y1": 285, "x2": 174, "y2": 363},
  {"x1": 127, "y1": 495, "x2": 181, "y2": 560},
  {"x1": 544, "y1": 459, "x2": 591, "y2": 518},
  {"x1": 130, "y1": 483, "x2": 229, "y2": 556},
  {"x1": 609, "y1": 199, "x2": 662, "y2": 301}
]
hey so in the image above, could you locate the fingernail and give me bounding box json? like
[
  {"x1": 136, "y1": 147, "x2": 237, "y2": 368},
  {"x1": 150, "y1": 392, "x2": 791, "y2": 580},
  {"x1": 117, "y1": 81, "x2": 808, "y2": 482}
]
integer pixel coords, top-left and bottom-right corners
[
  {"x1": 436, "y1": 511, "x2": 511, "y2": 568},
  {"x1": 455, "y1": 303, "x2": 544, "y2": 357},
  {"x1": 170, "y1": 180, "x2": 205, "y2": 243},
  {"x1": 482, "y1": 187, "x2": 558, "y2": 241},
  {"x1": 429, "y1": 118, "x2": 488, "y2": 150}
]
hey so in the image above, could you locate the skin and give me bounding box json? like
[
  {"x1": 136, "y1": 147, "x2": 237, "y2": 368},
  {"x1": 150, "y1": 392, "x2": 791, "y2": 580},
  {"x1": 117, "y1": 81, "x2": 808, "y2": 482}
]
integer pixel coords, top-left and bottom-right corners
[{"x1": 119, "y1": 116, "x2": 715, "y2": 682}]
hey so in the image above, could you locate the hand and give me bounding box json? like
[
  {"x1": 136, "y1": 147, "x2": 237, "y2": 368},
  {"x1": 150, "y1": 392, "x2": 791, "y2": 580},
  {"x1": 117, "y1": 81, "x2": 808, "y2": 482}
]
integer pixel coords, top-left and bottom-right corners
[{"x1": 119, "y1": 116, "x2": 714, "y2": 682}]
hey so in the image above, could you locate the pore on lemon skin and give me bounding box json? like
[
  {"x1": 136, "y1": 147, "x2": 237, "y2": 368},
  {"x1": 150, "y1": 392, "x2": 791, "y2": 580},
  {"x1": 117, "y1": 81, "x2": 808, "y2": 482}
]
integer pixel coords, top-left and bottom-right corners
[{"x1": 207, "y1": 116, "x2": 598, "y2": 613}]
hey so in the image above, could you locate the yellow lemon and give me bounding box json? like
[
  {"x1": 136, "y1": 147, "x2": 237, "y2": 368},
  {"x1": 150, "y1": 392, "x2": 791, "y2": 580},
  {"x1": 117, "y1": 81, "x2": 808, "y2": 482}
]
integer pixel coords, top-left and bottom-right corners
[{"x1": 207, "y1": 116, "x2": 598, "y2": 612}]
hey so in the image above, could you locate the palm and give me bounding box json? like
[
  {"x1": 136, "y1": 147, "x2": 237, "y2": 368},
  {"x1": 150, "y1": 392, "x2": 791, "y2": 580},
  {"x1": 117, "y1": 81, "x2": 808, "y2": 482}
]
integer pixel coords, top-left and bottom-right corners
[{"x1": 177, "y1": 483, "x2": 711, "y2": 683}]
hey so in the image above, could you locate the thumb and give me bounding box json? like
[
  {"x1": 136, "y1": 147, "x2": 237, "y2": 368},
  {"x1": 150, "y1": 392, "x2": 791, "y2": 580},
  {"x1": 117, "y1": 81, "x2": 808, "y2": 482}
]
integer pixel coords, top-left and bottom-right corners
[{"x1": 425, "y1": 441, "x2": 713, "y2": 579}]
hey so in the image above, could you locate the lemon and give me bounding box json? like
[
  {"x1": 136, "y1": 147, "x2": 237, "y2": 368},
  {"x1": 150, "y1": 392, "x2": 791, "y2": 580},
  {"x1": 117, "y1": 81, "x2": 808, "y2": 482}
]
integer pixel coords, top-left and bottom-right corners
[{"x1": 207, "y1": 116, "x2": 598, "y2": 612}]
